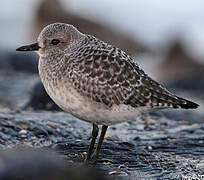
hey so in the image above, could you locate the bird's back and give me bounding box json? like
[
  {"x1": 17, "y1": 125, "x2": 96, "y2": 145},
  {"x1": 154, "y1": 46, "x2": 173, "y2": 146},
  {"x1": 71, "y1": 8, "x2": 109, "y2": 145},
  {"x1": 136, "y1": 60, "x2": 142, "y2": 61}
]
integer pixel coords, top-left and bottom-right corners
[{"x1": 63, "y1": 35, "x2": 198, "y2": 111}]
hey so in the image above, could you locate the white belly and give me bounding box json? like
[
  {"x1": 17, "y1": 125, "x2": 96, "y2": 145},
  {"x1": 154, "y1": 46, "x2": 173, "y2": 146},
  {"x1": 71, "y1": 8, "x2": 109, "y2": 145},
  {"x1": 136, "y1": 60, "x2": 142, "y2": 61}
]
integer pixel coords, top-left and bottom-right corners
[
  {"x1": 39, "y1": 70, "x2": 148, "y2": 126},
  {"x1": 43, "y1": 80, "x2": 150, "y2": 125}
]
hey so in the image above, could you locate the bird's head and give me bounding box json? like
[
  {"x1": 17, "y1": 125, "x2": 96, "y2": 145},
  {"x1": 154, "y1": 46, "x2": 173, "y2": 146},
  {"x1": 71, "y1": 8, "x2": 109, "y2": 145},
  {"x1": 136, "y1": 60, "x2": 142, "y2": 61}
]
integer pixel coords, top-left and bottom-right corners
[{"x1": 16, "y1": 23, "x2": 85, "y2": 57}]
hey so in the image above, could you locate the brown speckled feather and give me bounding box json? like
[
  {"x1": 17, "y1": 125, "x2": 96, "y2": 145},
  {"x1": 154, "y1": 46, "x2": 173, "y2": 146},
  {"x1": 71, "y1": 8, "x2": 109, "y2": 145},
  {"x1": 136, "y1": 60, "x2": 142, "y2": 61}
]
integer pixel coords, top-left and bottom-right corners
[{"x1": 63, "y1": 35, "x2": 195, "y2": 109}]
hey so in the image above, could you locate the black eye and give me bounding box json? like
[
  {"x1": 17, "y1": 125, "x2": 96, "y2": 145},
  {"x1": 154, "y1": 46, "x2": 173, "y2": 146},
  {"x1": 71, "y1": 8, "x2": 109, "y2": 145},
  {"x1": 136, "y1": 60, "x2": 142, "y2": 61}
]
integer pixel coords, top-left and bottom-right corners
[{"x1": 51, "y1": 39, "x2": 60, "y2": 45}]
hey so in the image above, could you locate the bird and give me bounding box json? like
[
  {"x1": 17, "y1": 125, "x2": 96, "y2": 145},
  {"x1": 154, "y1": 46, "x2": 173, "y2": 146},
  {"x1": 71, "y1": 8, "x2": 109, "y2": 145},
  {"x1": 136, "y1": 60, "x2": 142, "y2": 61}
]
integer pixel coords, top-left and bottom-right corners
[{"x1": 16, "y1": 23, "x2": 199, "y2": 163}]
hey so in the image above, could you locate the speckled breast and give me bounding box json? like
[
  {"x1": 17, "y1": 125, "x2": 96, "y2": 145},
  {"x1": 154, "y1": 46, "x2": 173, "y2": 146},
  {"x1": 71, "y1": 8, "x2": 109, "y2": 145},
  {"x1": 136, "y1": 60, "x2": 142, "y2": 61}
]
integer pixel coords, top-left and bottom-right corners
[{"x1": 38, "y1": 61, "x2": 108, "y2": 124}]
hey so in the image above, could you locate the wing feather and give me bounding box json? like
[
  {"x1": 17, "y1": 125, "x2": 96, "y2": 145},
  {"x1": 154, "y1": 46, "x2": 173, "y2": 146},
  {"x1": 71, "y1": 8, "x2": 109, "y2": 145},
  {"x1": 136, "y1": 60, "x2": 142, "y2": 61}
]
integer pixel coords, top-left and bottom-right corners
[{"x1": 63, "y1": 35, "x2": 198, "y2": 109}]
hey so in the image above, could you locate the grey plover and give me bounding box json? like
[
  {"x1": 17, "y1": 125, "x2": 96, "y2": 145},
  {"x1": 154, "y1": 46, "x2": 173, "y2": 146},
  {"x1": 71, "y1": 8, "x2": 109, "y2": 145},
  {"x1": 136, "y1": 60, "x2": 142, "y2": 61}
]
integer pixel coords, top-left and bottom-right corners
[{"x1": 16, "y1": 23, "x2": 199, "y2": 163}]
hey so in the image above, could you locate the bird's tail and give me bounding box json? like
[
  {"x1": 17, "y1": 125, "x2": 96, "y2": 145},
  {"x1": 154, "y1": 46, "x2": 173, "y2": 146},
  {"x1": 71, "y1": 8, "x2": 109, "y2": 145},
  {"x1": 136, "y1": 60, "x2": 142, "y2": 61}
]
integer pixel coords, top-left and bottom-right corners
[{"x1": 175, "y1": 96, "x2": 199, "y2": 109}]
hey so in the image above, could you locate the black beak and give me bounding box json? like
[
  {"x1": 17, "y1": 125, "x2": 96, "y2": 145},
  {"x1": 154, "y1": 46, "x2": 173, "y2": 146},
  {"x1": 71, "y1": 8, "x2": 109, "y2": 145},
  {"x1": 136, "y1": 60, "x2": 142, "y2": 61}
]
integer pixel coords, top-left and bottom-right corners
[{"x1": 16, "y1": 43, "x2": 40, "y2": 51}]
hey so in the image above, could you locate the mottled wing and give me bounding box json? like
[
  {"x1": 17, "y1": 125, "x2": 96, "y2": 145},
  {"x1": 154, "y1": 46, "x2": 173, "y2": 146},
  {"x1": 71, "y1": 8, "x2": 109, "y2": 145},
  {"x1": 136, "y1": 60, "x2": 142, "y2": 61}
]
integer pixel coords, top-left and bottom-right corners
[{"x1": 65, "y1": 36, "x2": 198, "y2": 109}]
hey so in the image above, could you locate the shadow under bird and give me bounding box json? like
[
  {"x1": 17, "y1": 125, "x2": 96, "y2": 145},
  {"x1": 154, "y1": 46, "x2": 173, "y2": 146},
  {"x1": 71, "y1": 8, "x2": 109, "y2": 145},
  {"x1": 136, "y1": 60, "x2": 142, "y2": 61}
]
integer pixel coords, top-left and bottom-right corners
[{"x1": 16, "y1": 23, "x2": 199, "y2": 163}]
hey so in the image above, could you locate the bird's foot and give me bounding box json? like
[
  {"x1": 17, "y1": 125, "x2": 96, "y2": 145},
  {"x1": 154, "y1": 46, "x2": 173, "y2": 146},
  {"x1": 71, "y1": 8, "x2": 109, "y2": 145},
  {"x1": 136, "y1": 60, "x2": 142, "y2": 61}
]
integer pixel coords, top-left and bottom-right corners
[
  {"x1": 75, "y1": 152, "x2": 97, "y2": 164},
  {"x1": 84, "y1": 152, "x2": 98, "y2": 164}
]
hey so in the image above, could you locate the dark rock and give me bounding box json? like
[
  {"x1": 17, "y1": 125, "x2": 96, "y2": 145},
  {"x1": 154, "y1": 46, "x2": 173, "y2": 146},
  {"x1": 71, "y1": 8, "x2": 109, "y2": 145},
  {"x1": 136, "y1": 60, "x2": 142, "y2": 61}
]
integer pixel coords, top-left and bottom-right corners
[
  {"x1": 0, "y1": 70, "x2": 38, "y2": 109},
  {"x1": 166, "y1": 74, "x2": 204, "y2": 100},
  {"x1": 0, "y1": 50, "x2": 38, "y2": 73},
  {"x1": 23, "y1": 81, "x2": 61, "y2": 111},
  {"x1": 158, "y1": 40, "x2": 204, "y2": 81},
  {"x1": 0, "y1": 147, "x2": 107, "y2": 180}
]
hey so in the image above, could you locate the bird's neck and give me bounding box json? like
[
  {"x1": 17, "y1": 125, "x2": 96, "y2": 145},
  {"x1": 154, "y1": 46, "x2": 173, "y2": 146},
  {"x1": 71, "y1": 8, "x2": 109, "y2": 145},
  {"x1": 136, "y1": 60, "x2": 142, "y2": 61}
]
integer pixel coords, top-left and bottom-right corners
[{"x1": 38, "y1": 53, "x2": 65, "y2": 86}]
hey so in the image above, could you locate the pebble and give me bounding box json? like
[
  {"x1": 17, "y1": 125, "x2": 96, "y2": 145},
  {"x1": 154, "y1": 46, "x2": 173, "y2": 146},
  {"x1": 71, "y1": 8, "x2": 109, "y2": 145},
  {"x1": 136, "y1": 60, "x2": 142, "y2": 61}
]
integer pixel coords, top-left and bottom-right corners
[
  {"x1": 148, "y1": 146, "x2": 152, "y2": 150},
  {"x1": 109, "y1": 170, "x2": 129, "y2": 176},
  {"x1": 19, "y1": 130, "x2": 27, "y2": 135}
]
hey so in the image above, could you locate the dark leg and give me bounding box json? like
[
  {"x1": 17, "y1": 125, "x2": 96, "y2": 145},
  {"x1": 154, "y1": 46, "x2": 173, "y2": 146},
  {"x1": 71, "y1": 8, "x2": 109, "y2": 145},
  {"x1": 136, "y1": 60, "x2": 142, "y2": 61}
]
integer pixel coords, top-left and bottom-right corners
[
  {"x1": 90, "y1": 125, "x2": 108, "y2": 162},
  {"x1": 85, "y1": 124, "x2": 99, "y2": 162}
]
